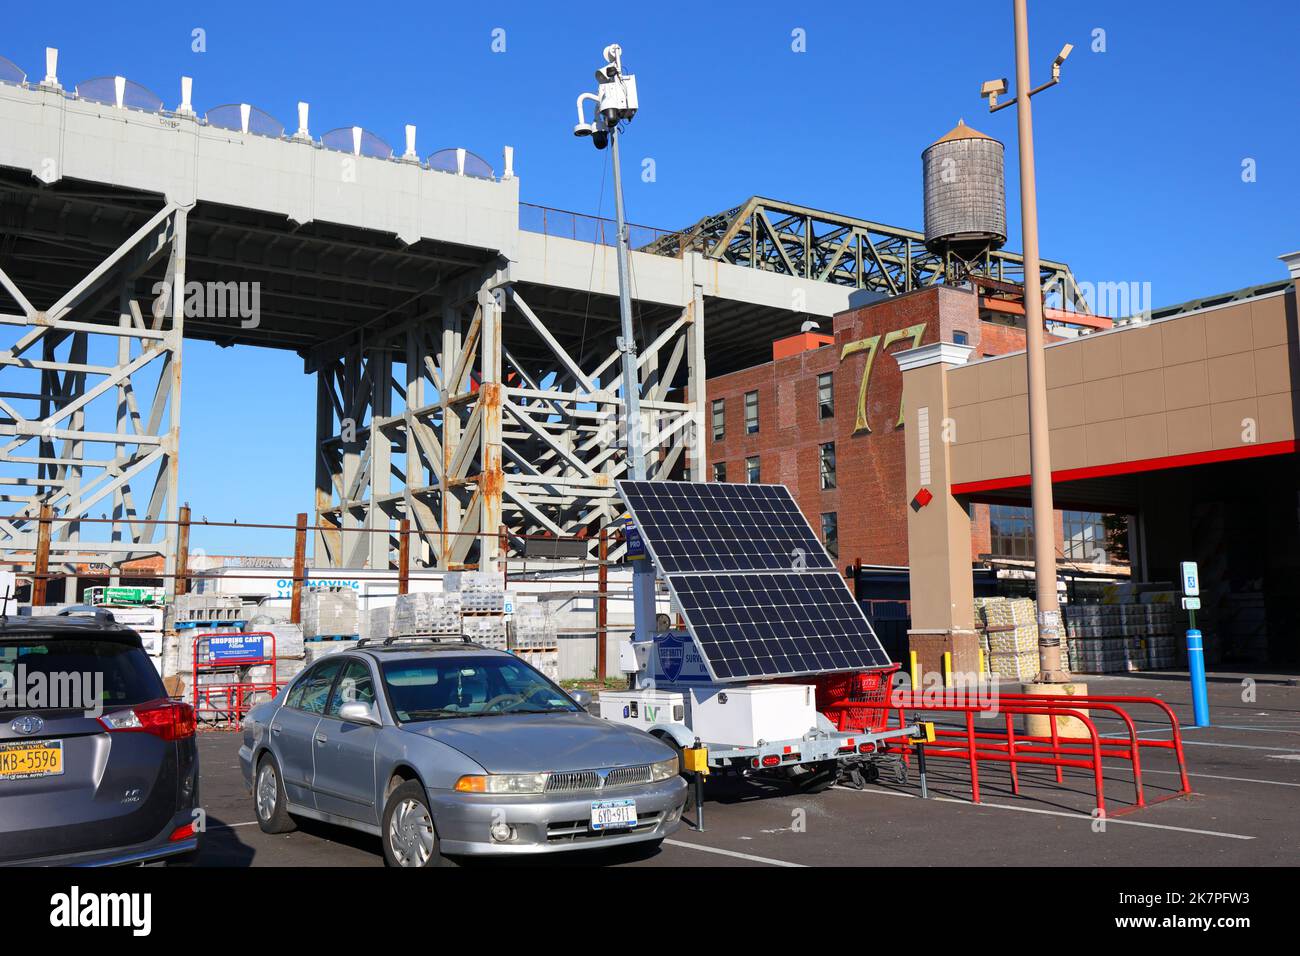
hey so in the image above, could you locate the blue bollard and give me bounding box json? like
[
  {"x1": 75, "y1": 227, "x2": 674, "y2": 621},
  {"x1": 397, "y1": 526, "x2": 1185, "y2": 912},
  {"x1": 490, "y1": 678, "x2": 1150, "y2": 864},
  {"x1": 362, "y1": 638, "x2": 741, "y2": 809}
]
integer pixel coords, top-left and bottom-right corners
[{"x1": 1186, "y1": 628, "x2": 1210, "y2": 727}]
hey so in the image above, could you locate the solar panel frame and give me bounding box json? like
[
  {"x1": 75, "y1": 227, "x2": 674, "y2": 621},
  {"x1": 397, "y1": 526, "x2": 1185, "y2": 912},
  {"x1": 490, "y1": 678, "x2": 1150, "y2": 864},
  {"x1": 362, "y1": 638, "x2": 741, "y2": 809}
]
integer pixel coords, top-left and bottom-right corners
[
  {"x1": 617, "y1": 481, "x2": 836, "y2": 574},
  {"x1": 663, "y1": 570, "x2": 894, "y2": 681},
  {"x1": 617, "y1": 479, "x2": 892, "y2": 682}
]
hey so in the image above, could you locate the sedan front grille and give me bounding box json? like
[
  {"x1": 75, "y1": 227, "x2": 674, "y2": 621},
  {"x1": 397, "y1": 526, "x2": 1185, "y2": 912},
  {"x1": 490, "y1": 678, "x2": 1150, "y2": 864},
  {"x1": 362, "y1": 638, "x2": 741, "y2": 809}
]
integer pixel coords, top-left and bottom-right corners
[
  {"x1": 605, "y1": 765, "x2": 652, "y2": 788},
  {"x1": 542, "y1": 764, "x2": 655, "y2": 794},
  {"x1": 544, "y1": 771, "x2": 601, "y2": 793}
]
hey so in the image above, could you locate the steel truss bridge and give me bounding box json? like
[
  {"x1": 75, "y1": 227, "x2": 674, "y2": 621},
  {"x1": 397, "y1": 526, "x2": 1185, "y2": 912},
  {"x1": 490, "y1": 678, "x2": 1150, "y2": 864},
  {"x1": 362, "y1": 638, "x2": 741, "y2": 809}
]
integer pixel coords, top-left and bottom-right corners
[{"x1": 0, "y1": 49, "x2": 1088, "y2": 591}]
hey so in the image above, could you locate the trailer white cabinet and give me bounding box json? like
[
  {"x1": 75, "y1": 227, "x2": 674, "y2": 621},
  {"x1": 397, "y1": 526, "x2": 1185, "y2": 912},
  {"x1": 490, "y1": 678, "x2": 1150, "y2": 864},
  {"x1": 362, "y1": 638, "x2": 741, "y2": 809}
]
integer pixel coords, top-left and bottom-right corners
[{"x1": 687, "y1": 683, "x2": 818, "y2": 747}]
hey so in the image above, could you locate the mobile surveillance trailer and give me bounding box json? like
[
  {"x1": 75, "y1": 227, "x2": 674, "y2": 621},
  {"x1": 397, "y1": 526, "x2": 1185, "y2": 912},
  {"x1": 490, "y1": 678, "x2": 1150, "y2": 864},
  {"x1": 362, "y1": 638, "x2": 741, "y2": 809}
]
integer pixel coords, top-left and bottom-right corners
[{"x1": 599, "y1": 480, "x2": 920, "y2": 792}]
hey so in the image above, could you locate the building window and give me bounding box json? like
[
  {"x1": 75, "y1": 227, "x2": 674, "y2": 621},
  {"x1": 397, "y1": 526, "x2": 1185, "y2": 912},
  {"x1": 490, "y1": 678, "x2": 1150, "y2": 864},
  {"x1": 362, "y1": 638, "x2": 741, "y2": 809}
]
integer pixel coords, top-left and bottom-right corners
[
  {"x1": 817, "y1": 372, "x2": 834, "y2": 419},
  {"x1": 712, "y1": 461, "x2": 727, "y2": 483},
  {"x1": 1063, "y1": 511, "x2": 1108, "y2": 563},
  {"x1": 989, "y1": 505, "x2": 1034, "y2": 558},
  {"x1": 746, "y1": 455, "x2": 761, "y2": 483},
  {"x1": 744, "y1": 390, "x2": 759, "y2": 434},
  {"x1": 711, "y1": 398, "x2": 725, "y2": 441},
  {"x1": 821, "y1": 512, "x2": 839, "y2": 559},
  {"x1": 953, "y1": 330, "x2": 969, "y2": 345},
  {"x1": 819, "y1": 442, "x2": 836, "y2": 490}
]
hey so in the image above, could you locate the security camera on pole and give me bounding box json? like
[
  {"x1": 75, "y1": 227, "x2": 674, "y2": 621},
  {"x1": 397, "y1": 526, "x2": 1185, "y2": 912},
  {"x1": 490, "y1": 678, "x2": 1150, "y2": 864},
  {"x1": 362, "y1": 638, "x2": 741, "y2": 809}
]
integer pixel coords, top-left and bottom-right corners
[
  {"x1": 573, "y1": 45, "x2": 656, "y2": 654},
  {"x1": 980, "y1": 3, "x2": 1082, "y2": 708}
]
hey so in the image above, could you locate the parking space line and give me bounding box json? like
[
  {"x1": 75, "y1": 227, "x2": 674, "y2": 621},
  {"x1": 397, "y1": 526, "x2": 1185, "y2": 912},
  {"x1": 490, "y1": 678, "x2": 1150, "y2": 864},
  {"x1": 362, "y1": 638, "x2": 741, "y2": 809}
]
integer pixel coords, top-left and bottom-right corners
[
  {"x1": 664, "y1": 838, "x2": 805, "y2": 867},
  {"x1": 1100, "y1": 732, "x2": 1300, "y2": 753},
  {"x1": 836, "y1": 787, "x2": 1255, "y2": 840},
  {"x1": 1140, "y1": 768, "x2": 1300, "y2": 788}
]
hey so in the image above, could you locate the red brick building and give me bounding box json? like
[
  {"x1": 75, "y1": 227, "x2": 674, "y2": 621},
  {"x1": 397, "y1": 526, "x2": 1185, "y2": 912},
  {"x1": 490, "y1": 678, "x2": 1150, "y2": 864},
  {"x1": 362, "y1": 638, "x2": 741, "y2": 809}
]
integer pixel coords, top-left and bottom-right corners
[{"x1": 704, "y1": 285, "x2": 1102, "y2": 569}]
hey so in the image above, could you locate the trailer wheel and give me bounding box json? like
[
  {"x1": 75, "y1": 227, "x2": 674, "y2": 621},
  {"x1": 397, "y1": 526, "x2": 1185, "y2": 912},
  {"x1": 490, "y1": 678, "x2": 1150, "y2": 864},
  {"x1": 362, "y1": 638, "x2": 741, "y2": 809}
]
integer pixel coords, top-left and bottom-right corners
[{"x1": 793, "y1": 759, "x2": 838, "y2": 794}]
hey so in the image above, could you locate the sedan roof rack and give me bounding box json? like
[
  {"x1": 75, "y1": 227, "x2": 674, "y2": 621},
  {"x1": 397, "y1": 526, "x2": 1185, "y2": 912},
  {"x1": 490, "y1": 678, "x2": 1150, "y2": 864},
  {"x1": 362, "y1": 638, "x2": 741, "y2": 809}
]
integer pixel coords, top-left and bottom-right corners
[{"x1": 355, "y1": 634, "x2": 474, "y2": 648}]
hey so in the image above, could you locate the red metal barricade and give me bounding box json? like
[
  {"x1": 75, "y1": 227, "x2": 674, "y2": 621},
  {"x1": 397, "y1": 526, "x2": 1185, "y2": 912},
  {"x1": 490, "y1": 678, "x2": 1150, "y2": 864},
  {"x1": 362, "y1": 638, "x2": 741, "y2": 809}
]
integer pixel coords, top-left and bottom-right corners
[
  {"x1": 191, "y1": 630, "x2": 279, "y2": 731},
  {"x1": 821, "y1": 687, "x2": 1192, "y2": 817}
]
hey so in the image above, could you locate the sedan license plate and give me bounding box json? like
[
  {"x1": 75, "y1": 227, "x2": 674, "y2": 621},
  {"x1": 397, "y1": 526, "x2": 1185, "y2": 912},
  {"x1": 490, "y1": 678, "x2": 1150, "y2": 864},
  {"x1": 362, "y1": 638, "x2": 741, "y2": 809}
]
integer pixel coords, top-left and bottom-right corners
[
  {"x1": 590, "y1": 798, "x2": 637, "y2": 831},
  {"x1": 0, "y1": 739, "x2": 63, "y2": 780}
]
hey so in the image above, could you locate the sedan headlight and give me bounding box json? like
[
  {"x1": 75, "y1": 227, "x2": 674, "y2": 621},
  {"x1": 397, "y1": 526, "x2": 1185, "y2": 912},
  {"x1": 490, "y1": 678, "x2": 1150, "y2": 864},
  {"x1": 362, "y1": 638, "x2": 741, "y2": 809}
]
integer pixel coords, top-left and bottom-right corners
[
  {"x1": 454, "y1": 773, "x2": 549, "y2": 794},
  {"x1": 649, "y1": 757, "x2": 680, "y2": 782}
]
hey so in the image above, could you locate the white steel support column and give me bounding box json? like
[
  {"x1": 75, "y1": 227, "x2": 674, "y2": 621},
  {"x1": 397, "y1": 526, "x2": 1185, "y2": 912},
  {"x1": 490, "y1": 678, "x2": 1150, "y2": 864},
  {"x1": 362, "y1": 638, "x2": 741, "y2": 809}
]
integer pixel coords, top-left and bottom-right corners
[{"x1": 0, "y1": 203, "x2": 189, "y2": 591}]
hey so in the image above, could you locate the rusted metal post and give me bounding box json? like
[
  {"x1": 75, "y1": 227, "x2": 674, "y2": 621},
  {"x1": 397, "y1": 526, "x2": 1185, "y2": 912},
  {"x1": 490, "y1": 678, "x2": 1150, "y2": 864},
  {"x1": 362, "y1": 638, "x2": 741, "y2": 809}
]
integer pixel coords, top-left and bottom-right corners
[
  {"x1": 176, "y1": 505, "x2": 191, "y2": 596},
  {"x1": 290, "y1": 512, "x2": 307, "y2": 624},
  {"x1": 397, "y1": 519, "x2": 411, "y2": 596},
  {"x1": 852, "y1": 557, "x2": 862, "y2": 598},
  {"x1": 32, "y1": 503, "x2": 52, "y2": 606},
  {"x1": 498, "y1": 525, "x2": 508, "y2": 587},
  {"x1": 597, "y1": 527, "x2": 609, "y2": 681}
]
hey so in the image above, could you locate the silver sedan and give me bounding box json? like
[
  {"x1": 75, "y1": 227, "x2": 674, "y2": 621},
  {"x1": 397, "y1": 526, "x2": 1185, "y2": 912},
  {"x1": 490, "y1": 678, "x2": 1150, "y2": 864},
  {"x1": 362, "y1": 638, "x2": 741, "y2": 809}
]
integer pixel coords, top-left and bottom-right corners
[{"x1": 239, "y1": 642, "x2": 687, "y2": 866}]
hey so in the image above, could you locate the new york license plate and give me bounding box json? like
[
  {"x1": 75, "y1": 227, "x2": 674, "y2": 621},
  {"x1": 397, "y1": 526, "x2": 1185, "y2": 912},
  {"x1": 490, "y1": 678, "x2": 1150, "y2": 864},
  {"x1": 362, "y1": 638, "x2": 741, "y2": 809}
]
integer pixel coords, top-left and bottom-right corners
[
  {"x1": 590, "y1": 798, "x2": 637, "y2": 830},
  {"x1": 0, "y1": 740, "x2": 64, "y2": 780}
]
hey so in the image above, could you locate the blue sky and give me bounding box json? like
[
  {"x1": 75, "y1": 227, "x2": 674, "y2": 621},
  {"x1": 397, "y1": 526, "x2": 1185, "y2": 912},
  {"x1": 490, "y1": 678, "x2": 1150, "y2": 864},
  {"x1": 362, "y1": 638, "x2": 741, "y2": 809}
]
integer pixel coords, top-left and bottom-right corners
[{"x1": 6, "y1": 1, "x2": 1296, "y2": 553}]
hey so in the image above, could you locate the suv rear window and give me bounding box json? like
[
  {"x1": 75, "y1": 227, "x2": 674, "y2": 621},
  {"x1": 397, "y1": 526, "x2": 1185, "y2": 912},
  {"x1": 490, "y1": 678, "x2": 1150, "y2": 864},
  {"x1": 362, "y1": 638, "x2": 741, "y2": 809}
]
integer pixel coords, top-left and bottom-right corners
[{"x1": 0, "y1": 637, "x2": 166, "y2": 711}]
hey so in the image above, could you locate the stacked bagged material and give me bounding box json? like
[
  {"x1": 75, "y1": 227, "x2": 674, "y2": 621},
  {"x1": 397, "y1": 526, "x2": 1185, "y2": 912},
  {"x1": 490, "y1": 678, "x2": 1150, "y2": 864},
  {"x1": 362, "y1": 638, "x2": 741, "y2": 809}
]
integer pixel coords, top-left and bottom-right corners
[
  {"x1": 462, "y1": 616, "x2": 508, "y2": 650},
  {"x1": 393, "y1": 592, "x2": 462, "y2": 636},
  {"x1": 305, "y1": 639, "x2": 359, "y2": 664},
  {"x1": 445, "y1": 571, "x2": 507, "y2": 612},
  {"x1": 302, "y1": 588, "x2": 358, "y2": 638},
  {"x1": 974, "y1": 597, "x2": 1039, "y2": 680},
  {"x1": 513, "y1": 647, "x2": 560, "y2": 681},
  {"x1": 256, "y1": 623, "x2": 305, "y2": 659},
  {"x1": 509, "y1": 603, "x2": 557, "y2": 649},
  {"x1": 1066, "y1": 599, "x2": 1177, "y2": 672},
  {"x1": 367, "y1": 605, "x2": 392, "y2": 642}
]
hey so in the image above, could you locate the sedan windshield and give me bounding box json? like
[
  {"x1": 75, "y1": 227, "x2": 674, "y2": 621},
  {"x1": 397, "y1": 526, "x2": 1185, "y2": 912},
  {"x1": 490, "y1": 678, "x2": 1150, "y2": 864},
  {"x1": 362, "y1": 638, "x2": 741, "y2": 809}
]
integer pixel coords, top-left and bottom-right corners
[{"x1": 381, "y1": 656, "x2": 580, "y2": 722}]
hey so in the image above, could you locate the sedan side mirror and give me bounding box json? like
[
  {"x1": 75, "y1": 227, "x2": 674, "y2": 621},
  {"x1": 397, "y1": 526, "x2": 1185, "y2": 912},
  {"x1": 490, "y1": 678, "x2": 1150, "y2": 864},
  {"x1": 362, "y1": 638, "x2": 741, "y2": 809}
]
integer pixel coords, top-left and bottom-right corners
[
  {"x1": 338, "y1": 701, "x2": 381, "y2": 726},
  {"x1": 569, "y1": 689, "x2": 593, "y2": 709}
]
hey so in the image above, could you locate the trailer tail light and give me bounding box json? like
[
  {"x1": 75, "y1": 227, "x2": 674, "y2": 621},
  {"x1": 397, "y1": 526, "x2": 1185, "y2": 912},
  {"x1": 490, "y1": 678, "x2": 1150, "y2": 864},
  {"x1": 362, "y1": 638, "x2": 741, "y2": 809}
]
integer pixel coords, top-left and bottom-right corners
[
  {"x1": 858, "y1": 742, "x2": 876, "y2": 754},
  {"x1": 99, "y1": 699, "x2": 196, "y2": 741},
  {"x1": 761, "y1": 755, "x2": 781, "y2": 768}
]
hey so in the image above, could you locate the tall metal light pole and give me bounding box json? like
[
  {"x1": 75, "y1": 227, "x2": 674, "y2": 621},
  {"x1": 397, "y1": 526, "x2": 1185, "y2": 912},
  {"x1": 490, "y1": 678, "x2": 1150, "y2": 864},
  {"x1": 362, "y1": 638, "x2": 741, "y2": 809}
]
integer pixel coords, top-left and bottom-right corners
[
  {"x1": 982, "y1": 1, "x2": 1074, "y2": 683},
  {"x1": 574, "y1": 45, "x2": 656, "y2": 653}
]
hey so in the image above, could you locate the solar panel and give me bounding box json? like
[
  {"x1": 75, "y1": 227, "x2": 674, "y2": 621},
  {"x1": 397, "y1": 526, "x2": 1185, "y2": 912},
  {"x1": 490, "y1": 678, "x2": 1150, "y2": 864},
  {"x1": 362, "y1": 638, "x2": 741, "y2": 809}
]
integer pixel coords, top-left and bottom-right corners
[
  {"x1": 667, "y1": 571, "x2": 893, "y2": 680},
  {"x1": 617, "y1": 481, "x2": 835, "y2": 574},
  {"x1": 617, "y1": 480, "x2": 891, "y2": 681}
]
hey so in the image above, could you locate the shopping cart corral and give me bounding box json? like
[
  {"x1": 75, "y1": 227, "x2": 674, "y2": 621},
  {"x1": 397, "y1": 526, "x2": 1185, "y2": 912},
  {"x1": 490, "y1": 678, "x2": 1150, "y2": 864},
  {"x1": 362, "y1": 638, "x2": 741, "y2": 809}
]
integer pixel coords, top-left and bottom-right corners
[{"x1": 191, "y1": 631, "x2": 280, "y2": 730}]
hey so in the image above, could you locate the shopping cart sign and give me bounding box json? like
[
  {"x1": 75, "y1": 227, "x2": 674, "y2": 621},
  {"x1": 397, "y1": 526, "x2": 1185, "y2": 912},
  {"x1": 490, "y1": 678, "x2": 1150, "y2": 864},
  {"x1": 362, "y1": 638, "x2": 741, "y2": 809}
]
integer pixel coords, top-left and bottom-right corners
[{"x1": 208, "y1": 634, "x2": 265, "y2": 661}]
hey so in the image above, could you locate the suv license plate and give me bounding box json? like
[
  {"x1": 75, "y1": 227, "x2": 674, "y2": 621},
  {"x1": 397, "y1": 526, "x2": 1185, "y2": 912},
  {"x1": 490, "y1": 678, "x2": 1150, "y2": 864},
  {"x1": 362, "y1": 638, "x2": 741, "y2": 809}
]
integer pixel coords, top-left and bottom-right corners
[
  {"x1": 0, "y1": 740, "x2": 64, "y2": 780},
  {"x1": 590, "y1": 798, "x2": 637, "y2": 830}
]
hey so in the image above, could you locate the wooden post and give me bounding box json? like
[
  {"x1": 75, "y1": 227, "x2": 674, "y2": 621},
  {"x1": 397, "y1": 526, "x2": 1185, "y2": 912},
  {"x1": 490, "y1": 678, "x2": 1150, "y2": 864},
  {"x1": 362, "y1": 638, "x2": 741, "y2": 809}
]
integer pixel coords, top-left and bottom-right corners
[
  {"x1": 597, "y1": 527, "x2": 608, "y2": 681},
  {"x1": 397, "y1": 519, "x2": 411, "y2": 596},
  {"x1": 176, "y1": 505, "x2": 192, "y2": 596},
  {"x1": 290, "y1": 512, "x2": 307, "y2": 624},
  {"x1": 32, "y1": 503, "x2": 52, "y2": 607}
]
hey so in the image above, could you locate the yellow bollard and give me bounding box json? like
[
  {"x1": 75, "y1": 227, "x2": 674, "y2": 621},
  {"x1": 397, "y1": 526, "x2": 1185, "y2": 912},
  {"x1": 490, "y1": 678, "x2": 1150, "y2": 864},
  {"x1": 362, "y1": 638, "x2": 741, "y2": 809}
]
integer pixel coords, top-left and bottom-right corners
[
  {"x1": 909, "y1": 650, "x2": 919, "y2": 690},
  {"x1": 978, "y1": 648, "x2": 986, "y2": 677},
  {"x1": 942, "y1": 651, "x2": 953, "y2": 689}
]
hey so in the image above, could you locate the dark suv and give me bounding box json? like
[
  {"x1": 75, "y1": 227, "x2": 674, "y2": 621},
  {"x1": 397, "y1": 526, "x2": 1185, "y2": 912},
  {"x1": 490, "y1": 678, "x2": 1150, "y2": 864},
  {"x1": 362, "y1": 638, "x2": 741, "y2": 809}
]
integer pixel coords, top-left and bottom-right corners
[{"x1": 0, "y1": 609, "x2": 201, "y2": 866}]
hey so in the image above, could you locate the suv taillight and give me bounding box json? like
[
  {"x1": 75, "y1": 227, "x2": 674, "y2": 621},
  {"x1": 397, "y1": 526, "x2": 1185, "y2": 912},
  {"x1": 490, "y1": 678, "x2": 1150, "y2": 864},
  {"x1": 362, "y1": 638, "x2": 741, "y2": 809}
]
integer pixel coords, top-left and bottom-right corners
[{"x1": 99, "y1": 699, "x2": 196, "y2": 741}]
